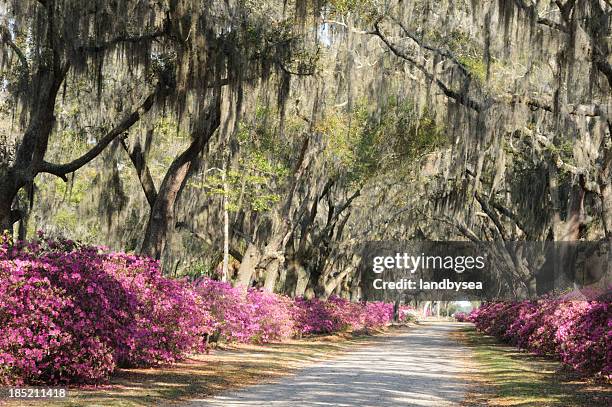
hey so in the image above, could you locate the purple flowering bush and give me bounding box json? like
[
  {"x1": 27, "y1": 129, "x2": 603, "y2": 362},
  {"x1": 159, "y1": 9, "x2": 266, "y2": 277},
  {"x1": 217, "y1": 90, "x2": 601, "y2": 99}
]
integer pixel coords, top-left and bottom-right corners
[
  {"x1": 555, "y1": 301, "x2": 610, "y2": 376},
  {"x1": 101, "y1": 253, "x2": 211, "y2": 367},
  {"x1": 246, "y1": 289, "x2": 295, "y2": 343},
  {"x1": 453, "y1": 312, "x2": 468, "y2": 322},
  {"x1": 362, "y1": 301, "x2": 394, "y2": 328},
  {"x1": 292, "y1": 296, "x2": 394, "y2": 334},
  {"x1": 469, "y1": 301, "x2": 611, "y2": 377},
  {"x1": 0, "y1": 236, "x2": 210, "y2": 385},
  {"x1": 292, "y1": 297, "x2": 338, "y2": 334},
  {"x1": 195, "y1": 279, "x2": 257, "y2": 343},
  {"x1": 1, "y1": 235, "x2": 396, "y2": 385},
  {"x1": 0, "y1": 258, "x2": 114, "y2": 385},
  {"x1": 194, "y1": 279, "x2": 294, "y2": 343}
]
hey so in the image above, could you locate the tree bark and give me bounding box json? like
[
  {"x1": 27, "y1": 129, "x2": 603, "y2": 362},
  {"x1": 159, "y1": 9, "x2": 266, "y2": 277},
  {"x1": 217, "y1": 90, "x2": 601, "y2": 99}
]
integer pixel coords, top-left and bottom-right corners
[
  {"x1": 599, "y1": 135, "x2": 612, "y2": 239},
  {"x1": 140, "y1": 100, "x2": 221, "y2": 259},
  {"x1": 0, "y1": 194, "x2": 16, "y2": 234},
  {"x1": 0, "y1": 63, "x2": 66, "y2": 233},
  {"x1": 235, "y1": 242, "x2": 260, "y2": 289},
  {"x1": 120, "y1": 130, "x2": 158, "y2": 207},
  {"x1": 262, "y1": 256, "x2": 282, "y2": 292},
  {"x1": 291, "y1": 260, "x2": 310, "y2": 297},
  {"x1": 221, "y1": 146, "x2": 230, "y2": 281}
]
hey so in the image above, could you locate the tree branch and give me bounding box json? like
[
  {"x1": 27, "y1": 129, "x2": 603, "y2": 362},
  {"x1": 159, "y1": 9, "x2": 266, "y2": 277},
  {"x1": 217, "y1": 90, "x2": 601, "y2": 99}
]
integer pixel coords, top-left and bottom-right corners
[
  {"x1": 554, "y1": 0, "x2": 576, "y2": 25},
  {"x1": 474, "y1": 191, "x2": 509, "y2": 241},
  {"x1": 321, "y1": 20, "x2": 371, "y2": 34},
  {"x1": 510, "y1": 95, "x2": 606, "y2": 118},
  {"x1": 432, "y1": 215, "x2": 481, "y2": 242},
  {"x1": 40, "y1": 87, "x2": 159, "y2": 180},
  {"x1": 488, "y1": 199, "x2": 529, "y2": 238},
  {"x1": 533, "y1": 133, "x2": 583, "y2": 175},
  {"x1": 372, "y1": 21, "x2": 483, "y2": 113},
  {"x1": 465, "y1": 168, "x2": 528, "y2": 238},
  {"x1": 333, "y1": 190, "x2": 361, "y2": 220},
  {"x1": 324, "y1": 266, "x2": 352, "y2": 294},
  {"x1": 79, "y1": 22, "x2": 170, "y2": 54},
  {"x1": 389, "y1": 16, "x2": 473, "y2": 78},
  {"x1": 175, "y1": 221, "x2": 244, "y2": 261},
  {"x1": 513, "y1": 0, "x2": 568, "y2": 32},
  {"x1": 0, "y1": 27, "x2": 30, "y2": 74},
  {"x1": 120, "y1": 129, "x2": 158, "y2": 207}
]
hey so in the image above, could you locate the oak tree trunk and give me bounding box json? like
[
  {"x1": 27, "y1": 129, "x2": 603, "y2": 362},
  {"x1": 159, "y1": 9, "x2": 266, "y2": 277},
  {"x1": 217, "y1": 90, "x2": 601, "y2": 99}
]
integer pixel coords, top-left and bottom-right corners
[
  {"x1": 140, "y1": 102, "x2": 221, "y2": 260},
  {"x1": 235, "y1": 242, "x2": 260, "y2": 290}
]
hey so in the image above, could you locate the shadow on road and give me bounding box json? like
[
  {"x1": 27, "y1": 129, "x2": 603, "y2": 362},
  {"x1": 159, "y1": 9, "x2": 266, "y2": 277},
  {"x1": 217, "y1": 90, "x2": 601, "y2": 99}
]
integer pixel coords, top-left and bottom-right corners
[{"x1": 187, "y1": 322, "x2": 475, "y2": 407}]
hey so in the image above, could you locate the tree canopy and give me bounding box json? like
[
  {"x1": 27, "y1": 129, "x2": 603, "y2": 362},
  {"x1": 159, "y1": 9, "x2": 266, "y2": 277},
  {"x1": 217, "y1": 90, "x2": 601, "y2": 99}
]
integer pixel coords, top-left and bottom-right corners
[{"x1": 1, "y1": 0, "x2": 610, "y2": 298}]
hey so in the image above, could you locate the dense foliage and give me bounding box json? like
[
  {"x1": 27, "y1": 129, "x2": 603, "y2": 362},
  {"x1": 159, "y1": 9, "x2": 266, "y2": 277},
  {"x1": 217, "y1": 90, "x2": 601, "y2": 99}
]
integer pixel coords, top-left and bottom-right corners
[
  {"x1": 292, "y1": 297, "x2": 394, "y2": 335},
  {"x1": 469, "y1": 301, "x2": 611, "y2": 377},
  {"x1": 194, "y1": 279, "x2": 296, "y2": 343},
  {"x1": 196, "y1": 280, "x2": 395, "y2": 339},
  {"x1": 2, "y1": 0, "x2": 609, "y2": 302},
  {"x1": 453, "y1": 312, "x2": 468, "y2": 322},
  {"x1": 0, "y1": 235, "x2": 210, "y2": 385},
  {"x1": 0, "y1": 236, "x2": 396, "y2": 385}
]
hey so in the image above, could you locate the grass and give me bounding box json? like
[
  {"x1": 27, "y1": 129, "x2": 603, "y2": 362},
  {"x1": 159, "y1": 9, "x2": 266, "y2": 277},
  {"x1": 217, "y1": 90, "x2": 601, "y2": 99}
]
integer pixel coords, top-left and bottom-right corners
[
  {"x1": 455, "y1": 325, "x2": 611, "y2": 407},
  {"x1": 0, "y1": 325, "x2": 410, "y2": 407}
]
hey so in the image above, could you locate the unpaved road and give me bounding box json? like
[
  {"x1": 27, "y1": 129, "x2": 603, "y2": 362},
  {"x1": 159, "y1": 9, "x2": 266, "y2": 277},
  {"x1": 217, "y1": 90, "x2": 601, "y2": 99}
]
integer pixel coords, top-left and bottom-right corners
[{"x1": 186, "y1": 322, "x2": 474, "y2": 407}]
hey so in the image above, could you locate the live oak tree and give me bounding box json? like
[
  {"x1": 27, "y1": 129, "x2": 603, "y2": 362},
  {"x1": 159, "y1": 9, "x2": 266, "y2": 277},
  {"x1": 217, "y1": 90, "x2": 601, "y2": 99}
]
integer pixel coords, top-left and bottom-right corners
[
  {"x1": 2, "y1": 0, "x2": 609, "y2": 300},
  {"x1": 0, "y1": 0, "x2": 166, "y2": 234},
  {"x1": 344, "y1": 0, "x2": 611, "y2": 296},
  {"x1": 0, "y1": 0, "x2": 320, "y2": 260}
]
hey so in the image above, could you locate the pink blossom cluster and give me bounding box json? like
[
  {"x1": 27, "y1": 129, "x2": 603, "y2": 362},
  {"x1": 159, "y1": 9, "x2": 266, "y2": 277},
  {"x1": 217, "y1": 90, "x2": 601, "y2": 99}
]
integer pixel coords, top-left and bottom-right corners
[
  {"x1": 453, "y1": 312, "x2": 468, "y2": 322},
  {"x1": 363, "y1": 301, "x2": 395, "y2": 327},
  {"x1": 246, "y1": 289, "x2": 295, "y2": 342},
  {"x1": 0, "y1": 235, "x2": 397, "y2": 385},
  {"x1": 195, "y1": 280, "x2": 394, "y2": 339},
  {"x1": 292, "y1": 296, "x2": 394, "y2": 334},
  {"x1": 194, "y1": 278, "x2": 295, "y2": 343},
  {"x1": 0, "y1": 236, "x2": 210, "y2": 385},
  {"x1": 469, "y1": 301, "x2": 611, "y2": 377}
]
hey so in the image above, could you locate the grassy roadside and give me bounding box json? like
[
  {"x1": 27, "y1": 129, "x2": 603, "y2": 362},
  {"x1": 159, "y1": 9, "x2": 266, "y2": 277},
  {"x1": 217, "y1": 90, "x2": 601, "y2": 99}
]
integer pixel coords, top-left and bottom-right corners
[
  {"x1": 455, "y1": 324, "x2": 611, "y2": 407},
  {"x1": 0, "y1": 325, "x2": 412, "y2": 407}
]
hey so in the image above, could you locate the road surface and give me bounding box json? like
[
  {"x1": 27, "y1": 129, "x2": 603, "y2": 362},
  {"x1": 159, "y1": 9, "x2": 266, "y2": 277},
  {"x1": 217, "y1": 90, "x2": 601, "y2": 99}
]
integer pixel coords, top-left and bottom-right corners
[{"x1": 186, "y1": 322, "x2": 474, "y2": 407}]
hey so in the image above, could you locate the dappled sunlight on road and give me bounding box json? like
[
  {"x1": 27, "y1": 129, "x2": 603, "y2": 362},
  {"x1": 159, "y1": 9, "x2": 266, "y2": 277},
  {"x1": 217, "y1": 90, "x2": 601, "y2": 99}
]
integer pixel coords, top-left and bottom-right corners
[{"x1": 187, "y1": 322, "x2": 475, "y2": 407}]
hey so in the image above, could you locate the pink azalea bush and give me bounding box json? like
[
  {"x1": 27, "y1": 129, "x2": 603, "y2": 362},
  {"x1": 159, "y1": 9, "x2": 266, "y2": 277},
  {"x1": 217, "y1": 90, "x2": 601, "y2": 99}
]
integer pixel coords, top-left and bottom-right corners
[
  {"x1": 195, "y1": 279, "x2": 257, "y2": 343},
  {"x1": 1, "y1": 235, "x2": 397, "y2": 385},
  {"x1": 0, "y1": 258, "x2": 114, "y2": 385},
  {"x1": 194, "y1": 279, "x2": 294, "y2": 343},
  {"x1": 469, "y1": 301, "x2": 611, "y2": 377},
  {"x1": 292, "y1": 296, "x2": 394, "y2": 334},
  {"x1": 291, "y1": 297, "x2": 342, "y2": 334},
  {"x1": 362, "y1": 301, "x2": 394, "y2": 328},
  {"x1": 195, "y1": 282, "x2": 394, "y2": 341},
  {"x1": 453, "y1": 311, "x2": 468, "y2": 322},
  {"x1": 246, "y1": 289, "x2": 295, "y2": 343},
  {"x1": 555, "y1": 301, "x2": 610, "y2": 376},
  {"x1": 520, "y1": 300, "x2": 565, "y2": 355},
  {"x1": 0, "y1": 235, "x2": 211, "y2": 385}
]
